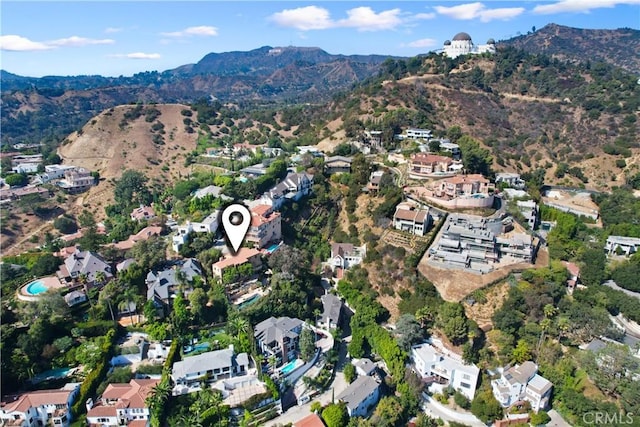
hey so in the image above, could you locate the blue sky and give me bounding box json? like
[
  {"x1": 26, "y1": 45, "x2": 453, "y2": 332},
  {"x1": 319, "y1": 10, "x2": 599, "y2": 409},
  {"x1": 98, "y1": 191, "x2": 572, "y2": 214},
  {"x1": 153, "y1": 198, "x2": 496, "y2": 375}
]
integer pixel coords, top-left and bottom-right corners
[{"x1": 1, "y1": 1, "x2": 638, "y2": 77}]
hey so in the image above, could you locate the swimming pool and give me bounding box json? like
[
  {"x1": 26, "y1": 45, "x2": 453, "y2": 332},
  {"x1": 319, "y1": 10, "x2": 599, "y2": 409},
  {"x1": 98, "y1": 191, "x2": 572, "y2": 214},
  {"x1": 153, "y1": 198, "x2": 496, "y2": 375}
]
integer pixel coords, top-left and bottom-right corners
[
  {"x1": 266, "y1": 243, "x2": 281, "y2": 253},
  {"x1": 184, "y1": 342, "x2": 211, "y2": 354},
  {"x1": 280, "y1": 359, "x2": 299, "y2": 375},
  {"x1": 30, "y1": 367, "x2": 74, "y2": 384},
  {"x1": 237, "y1": 294, "x2": 261, "y2": 309},
  {"x1": 25, "y1": 280, "x2": 48, "y2": 295}
]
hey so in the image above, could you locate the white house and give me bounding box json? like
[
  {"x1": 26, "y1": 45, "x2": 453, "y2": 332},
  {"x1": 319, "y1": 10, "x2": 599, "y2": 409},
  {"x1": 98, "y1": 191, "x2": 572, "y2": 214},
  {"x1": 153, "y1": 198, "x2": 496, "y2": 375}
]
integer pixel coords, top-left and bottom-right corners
[
  {"x1": 171, "y1": 210, "x2": 219, "y2": 252},
  {"x1": 516, "y1": 200, "x2": 538, "y2": 229},
  {"x1": 411, "y1": 341, "x2": 480, "y2": 400},
  {"x1": 336, "y1": 375, "x2": 381, "y2": 417},
  {"x1": 605, "y1": 235, "x2": 640, "y2": 256},
  {"x1": 171, "y1": 345, "x2": 249, "y2": 389},
  {"x1": 0, "y1": 383, "x2": 80, "y2": 427},
  {"x1": 328, "y1": 243, "x2": 366, "y2": 271},
  {"x1": 85, "y1": 379, "x2": 158, "y2": 426},
  {"x1": 406, "y1": 128, "x2": 432, "y2": 140},
  {"x1": 393, "y1": 203, "x2": 431, "y2": 236},
  {"x1": 496, "y1": 173, "x2": 526, "y2": 190},
  {"x1": 491, "y1": 361, "x2": 553, "y2": 413},
  {"x1": 259, "y1": 172, "x2": 314, "y2": 210}
]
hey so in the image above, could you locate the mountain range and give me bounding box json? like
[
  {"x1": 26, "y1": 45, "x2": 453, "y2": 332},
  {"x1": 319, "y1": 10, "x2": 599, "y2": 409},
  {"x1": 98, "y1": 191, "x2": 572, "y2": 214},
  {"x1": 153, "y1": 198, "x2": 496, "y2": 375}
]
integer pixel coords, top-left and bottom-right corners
[{"x1": 1, "y1": 23, "x2": 638, "y2": 148}]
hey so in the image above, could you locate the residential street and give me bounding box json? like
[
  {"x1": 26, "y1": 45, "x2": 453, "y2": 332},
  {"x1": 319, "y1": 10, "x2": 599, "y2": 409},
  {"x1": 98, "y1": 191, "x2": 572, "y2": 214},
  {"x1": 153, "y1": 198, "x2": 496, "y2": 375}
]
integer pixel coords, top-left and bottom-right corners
[{"x1": 264, "y1": 337, "x2": 350, "y2": 426}]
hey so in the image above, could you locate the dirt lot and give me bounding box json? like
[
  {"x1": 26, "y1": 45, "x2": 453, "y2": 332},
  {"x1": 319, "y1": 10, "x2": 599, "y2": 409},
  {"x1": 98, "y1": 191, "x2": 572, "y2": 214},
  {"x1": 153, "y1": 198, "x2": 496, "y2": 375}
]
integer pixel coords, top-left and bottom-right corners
[
  {"x1": 418, "y1": 246, "x2": 549, "y2": 302},
  {"x1": 463, "y1": 281, "x2": 511, "y2": 331}
]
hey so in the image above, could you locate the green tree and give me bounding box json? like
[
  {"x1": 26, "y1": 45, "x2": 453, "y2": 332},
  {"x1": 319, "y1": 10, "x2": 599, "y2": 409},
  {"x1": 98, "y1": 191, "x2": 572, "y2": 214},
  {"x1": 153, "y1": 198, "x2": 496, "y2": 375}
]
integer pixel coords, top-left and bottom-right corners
[
  {"x1": 343, "y1": 362, "x2": 356, "y2": 383},
  {"x1": 395, "y1": 314, "x2": 424, "y2": 351},
  {"x1": 372, "y1": 396, "x2": 403, "y2": 427},
  {"x1": 299, "y1": 327, "x2": 316, "y2": 362},
  {"x1": 53, "y1": 216, "x2": 78, "y2": 234},
  {"x1": 512, "y1": 339, "x2": 532, "y2": 364},
  {"x1": 436, "y1": 302, "x2": 469, "y2": 345},
  {"x1": 114, "y1": 170, "x2": 152, "y2": 212},
  {"x1": 579, "y1": 248, "x2": 607, "y2": 287},
  {"x1": 5, "y1": 173, "x2": 28, "y2": 187},
  {"x1": 471, "y1": 389, "x2": 503, "y2": 423},
  {"x1": 322, "y1": 403, "x2": 349, "y2": 427},
  {"x1": 188, "y1": 288, "x2": 208, "y2": 323},
  {"x1": 457, "y1": 135, "x2": 492, "y2": 176}
]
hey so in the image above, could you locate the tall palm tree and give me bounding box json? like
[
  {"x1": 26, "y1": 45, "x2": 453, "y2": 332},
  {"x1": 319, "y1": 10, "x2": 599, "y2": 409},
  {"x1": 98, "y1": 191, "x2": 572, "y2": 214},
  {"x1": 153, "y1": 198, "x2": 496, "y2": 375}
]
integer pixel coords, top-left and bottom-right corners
[
  {"x1": 416, "y1": 306, "x2": 433, "y2": 328},
  {"x1": 146, "y1": 379, "x2": 172, "y2": 419},
  {"x1": 228, "y1": 317, "x2": 249, "y2": 337},
  {"x1": 543, "y1": 304, "x2": 557, "y2": 319},
  {"x1": 268, "y1": 355, "x2": 278, "y2": 373},
  {"x1": 557, "y1": 316, "x2": 570, "y2": 341},
  {"x1": 94, "y1": 271, "x2": 107, "y2": 288}
]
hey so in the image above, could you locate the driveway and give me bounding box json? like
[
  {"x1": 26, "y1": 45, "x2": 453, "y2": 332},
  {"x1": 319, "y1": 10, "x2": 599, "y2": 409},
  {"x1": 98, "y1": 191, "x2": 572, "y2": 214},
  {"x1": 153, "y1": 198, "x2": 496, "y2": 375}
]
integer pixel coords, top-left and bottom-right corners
[
  {"x1": 264, "y1": 337, "x2": 350, "y2": 426},
  {"x1": 547, "y1": 409, "x2": 572, "y2": 427},
  {"x1": 422, "y1": 393, "x2": 486, "y2": 427}
]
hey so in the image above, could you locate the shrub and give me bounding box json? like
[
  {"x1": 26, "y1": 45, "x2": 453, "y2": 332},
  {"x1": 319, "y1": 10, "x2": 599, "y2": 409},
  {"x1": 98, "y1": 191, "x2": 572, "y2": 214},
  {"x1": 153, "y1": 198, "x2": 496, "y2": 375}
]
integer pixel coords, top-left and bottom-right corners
[{"x1": 53, "y1": 216, "x2": 78, "y2": 234}]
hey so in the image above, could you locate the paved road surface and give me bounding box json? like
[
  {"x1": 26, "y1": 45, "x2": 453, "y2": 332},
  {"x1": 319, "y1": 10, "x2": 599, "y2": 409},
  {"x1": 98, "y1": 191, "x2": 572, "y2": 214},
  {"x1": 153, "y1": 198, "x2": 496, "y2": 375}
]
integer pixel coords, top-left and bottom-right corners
[
  {"x1": 421, "y1": 393, "x2": 486, "y2": 427},
  {"x1": 547, "y1": 409, "x2": 572, "y2": 427}
]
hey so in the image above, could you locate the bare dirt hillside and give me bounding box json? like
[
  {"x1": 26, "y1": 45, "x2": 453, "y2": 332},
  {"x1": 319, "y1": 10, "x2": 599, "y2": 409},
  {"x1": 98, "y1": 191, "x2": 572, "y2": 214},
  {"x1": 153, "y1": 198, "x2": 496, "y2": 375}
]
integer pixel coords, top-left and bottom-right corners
[
  {"x1": 58, "y1": 103, "x2": 199, "y2": 212},
  {"x1": 59, "y1": 104, "x2": 197, "y2": 180}
]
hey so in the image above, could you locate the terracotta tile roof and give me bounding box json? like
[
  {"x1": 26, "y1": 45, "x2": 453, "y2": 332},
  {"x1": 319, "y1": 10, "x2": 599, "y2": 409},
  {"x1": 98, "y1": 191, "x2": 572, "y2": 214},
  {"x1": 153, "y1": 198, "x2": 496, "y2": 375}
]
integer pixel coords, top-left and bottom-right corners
[
  {"x1": 102, "y1": 379, "x2": 159, "y2": 408},
  {"x1": 411, "y1": 153, "x2": 452, "y2": 165},
  {"x1": 212, "y1": 248, "x2": 262, "y2": 270},
  {"x1": 294, "y1": 413, "x2": 326, "y2": 427},
  {"x1": 2, "y1": 389, "x2": 73, "y2": 413},
  {"x1": 251, "y1": 204, "x2": 280, "y2": 227},
  {"x1": 86, "y1": 405, "x2": 117, "y2": 418},
  {"x1": 394, "y1": 206, "x2": 427, "y2": 222}
]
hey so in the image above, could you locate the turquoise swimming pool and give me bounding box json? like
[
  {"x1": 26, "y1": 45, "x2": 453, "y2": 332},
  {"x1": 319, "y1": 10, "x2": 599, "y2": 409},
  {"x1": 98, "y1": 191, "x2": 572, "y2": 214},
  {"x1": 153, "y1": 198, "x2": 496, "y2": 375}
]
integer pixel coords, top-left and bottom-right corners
[
  {"x1": 30, "y1": 367, "x2": 73, "y2": 383},
  {"x1": 238, "y1": 294, "x2": 261, "y2": 309},
  {"x1": 25, "y1": 280, "x2": 48, "y2": 295},
  {"x1": 266, "y1": 243, "x2": 281, "y2": 253},
  {"x1": 280, "y1": 359, "x2": 298, "y2": 375}
]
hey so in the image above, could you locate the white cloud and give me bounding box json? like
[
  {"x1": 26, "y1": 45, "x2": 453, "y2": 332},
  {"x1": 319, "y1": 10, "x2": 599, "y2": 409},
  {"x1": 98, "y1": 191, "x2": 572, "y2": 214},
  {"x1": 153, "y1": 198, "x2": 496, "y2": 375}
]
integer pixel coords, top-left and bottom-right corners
[
  {"x1": 47, "y1": 36, "x2": 115, "y2": 47},
  {"x1": 269, "y1": 5, "x2": 435, "y2": 31},
  {"x1": 407, "y1": 38, "x2": 438, "y2": 48},
  {"x1": 110, "y1": 52, "x2": 161, "y2": 59},
  {"x1": 0, "y1": 35, "x2": 53, "y2": 51},
  {"x1": 161, "y1": 25, "x2": 218, "y2": 37},
  {"x1": 435, "y1": 2, "x2": 485, "y2": 19},
  {"x1": 478, "y1": 7, "x2": 526, "y2": 22},
  {"x1": 435, "y1": 2, "x2": 525, "y2": 22},
  {"x1": 104, "y1": 27, "x2": 123, "y2": 34},
  {"x1": 268, "y1": 6, "x2": 333, "y2": 30},
  {"x1": 533, "y1": 0, "x2": 640, "y2": 14},
  {"x1": 337, "y1": 7, "x2": 403, "y2": 31},
  {"x1": 413, "y1": 12, "x2": 437, "y2": 20}
]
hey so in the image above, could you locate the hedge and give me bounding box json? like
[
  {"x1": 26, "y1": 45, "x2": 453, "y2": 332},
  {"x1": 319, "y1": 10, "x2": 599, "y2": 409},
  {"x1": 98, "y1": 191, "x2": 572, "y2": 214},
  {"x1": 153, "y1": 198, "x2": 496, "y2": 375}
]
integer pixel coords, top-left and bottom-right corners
[{"x1": 72, "y1": 329, "x2": 117, "y2": 416}]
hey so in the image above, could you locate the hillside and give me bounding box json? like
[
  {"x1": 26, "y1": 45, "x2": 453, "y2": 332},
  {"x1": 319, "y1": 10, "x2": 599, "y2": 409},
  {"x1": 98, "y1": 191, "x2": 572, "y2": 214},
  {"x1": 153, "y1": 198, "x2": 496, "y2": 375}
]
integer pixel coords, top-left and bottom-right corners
[
  {"x1": 321, "y1": 48, "x2": 640, "y2": 191},
  {"x1": 502, "y1": 23, "x2": 640, "y2": 73},
  {"x1": 58, "y1": 103, "x2": 199, "y2": 209},
  {"x1": 0, "y1": 46, "x2": 390, "y2": 146}
]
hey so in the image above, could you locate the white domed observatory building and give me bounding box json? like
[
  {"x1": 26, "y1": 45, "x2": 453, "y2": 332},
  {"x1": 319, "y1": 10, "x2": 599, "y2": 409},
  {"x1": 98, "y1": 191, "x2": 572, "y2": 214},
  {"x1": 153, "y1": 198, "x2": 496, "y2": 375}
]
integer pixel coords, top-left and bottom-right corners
[{"x1": 443, "y1": 32, "x2": 496, "y2": 59}]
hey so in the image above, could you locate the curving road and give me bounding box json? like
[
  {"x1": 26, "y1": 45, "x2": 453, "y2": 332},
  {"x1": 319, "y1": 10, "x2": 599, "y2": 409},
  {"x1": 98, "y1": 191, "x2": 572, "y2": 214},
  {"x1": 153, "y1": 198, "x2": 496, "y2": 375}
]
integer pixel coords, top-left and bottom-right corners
[{"x1": 421, "y1": 393, "x2": 486, "y2": 427}]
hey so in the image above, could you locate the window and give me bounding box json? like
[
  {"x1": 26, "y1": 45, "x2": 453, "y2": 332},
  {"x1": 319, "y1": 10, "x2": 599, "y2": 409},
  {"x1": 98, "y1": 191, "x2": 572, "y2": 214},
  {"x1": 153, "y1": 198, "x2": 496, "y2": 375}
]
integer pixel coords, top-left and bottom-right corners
[
  {"x1": 463, "y1": 374, "x2": 471, "y2": 380},
  {"x1": 460, "y1": 382, "x2": 471, "y2": 388}
]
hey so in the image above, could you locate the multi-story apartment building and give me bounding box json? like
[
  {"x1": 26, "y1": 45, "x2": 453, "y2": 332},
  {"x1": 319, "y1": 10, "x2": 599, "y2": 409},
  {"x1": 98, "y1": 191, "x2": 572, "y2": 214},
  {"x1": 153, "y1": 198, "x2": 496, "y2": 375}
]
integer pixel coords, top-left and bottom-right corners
[{"x1": 246, "y1": 205, "x2": 282, "y2": 249}]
